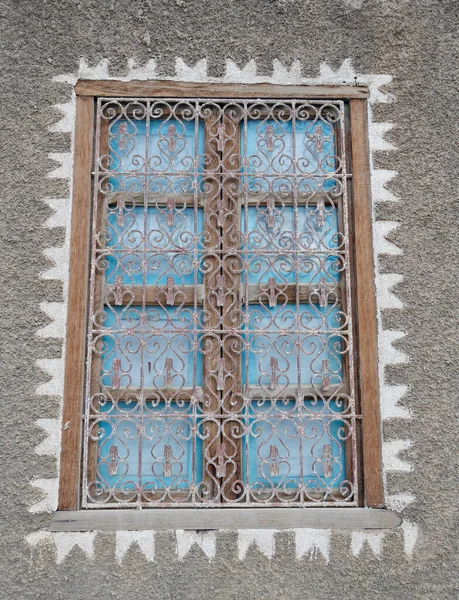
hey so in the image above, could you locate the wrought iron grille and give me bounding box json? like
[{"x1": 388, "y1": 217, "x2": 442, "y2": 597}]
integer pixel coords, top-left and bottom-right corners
[{"x1": 83, "y1": 97, "x2": 359, "y2": 508}]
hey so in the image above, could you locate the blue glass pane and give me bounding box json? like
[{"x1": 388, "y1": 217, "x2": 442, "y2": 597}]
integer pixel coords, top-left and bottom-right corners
[
  {"x1": 242, "y1": 205, "x2": 341, "y2": 284},
  {"x1": 104, "y1": 206, "x2": 203, "y2": 286},
  {"x1": 243, "y1": 118, "x2": 338, "y2": 193},
  {"x1": 109, "y1": 118, "x2": 205, "y2": 193},
  {"x1": 97, "y1": 401, "x2": 201, "y2": 490},
  {"x1": 101, "y1": 306, "x2": 202, "y2": 389},
  {"x1": 247, "y1": 400, "x2": 346, "y2": 487},
  {"x1": 243, "y1": 304, "x2": 343, "y2": 389}
]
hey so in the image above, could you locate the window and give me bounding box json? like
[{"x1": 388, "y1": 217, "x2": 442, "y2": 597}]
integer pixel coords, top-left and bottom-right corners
[{"x1": 58, "y1": 82, "x2": 383, "y2": 517}]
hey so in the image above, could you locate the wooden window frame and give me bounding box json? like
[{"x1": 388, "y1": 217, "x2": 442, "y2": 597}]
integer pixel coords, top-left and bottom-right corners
[{"x1": 55, "y1": 80, "x2": 389, "y2": 530}]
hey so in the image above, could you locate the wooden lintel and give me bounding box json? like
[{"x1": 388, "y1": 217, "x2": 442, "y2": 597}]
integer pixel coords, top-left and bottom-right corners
[{"x1": 75, "y1": 80, "x2": 369, "y2": 100}]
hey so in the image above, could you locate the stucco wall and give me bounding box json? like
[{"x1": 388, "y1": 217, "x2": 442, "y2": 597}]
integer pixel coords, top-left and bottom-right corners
[{"x1": 1, "y1": 1, "x2": 458, "y2": 598}]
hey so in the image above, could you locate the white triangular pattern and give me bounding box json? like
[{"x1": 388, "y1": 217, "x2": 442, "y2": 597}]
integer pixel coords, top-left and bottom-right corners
[
  {"x1": 350, "y1": 531, "x2": 384, "y2": 557},
  {"x1": 382, "y1": 440, "x2": 412, "y2": 472},
  {"x1": 79, "y1": 58, "x2": 110, "y2": 79},
  {"x1": 27, "y1": 531, "x2": 96, "y2": 564},
  {"x1": 126, "y1": 58, "x2": 157, "y2": 80},
  {"x1": 369, "y1": 121, "x2": 396, "y2": 151},
  {"x1": 400, "y1": 520, "x2": 419, "y2": 557},
  {"x1": 42, "y1": 198, "x2": 71, "y2": 229},
  {"x1": 36, "y1": 302, "x2": 66, "y2": 339},
  {"x1": 29, "y1": 479, "x2": 59, "y2": 513},
  {"x1": 371, "y1": 169, "x2": 398, "y2": 202},
  {"x1": 49, "y1": 102, "x2": 76, "y2": 133},
  {"x1": 378, "y1": 274, "x2": 404, "y2": 310},
  {"x1": 41, "y1": 245, "x2": 69, "y2": 286},
  {"x1": 294, "y1": 529, "x2": 330, "y2": 563},
  {"x1": 34, "y1": 418, "x2": 61, "y2": 457},
  {"x1": 374, "y1": 221, "x2": 402, "y2": 256},
  {"x1": 36, "y1": 358, "x2": 64, "y2": 397},
  {"x1": 379, "y1": 329, "x2": 408, "y2": 365},
  {"x1": 385, "y1": 493, "x2": 416, "y2": 512},
  {"x1": 224, "y1": 59, "x2": 258, "y2": 83},
  {"x1": 175, "y1": 530, "x2": 216, "y2": 560},
  {"x1": 116, "y1": 531, "x2": 155, "y2": 563},
  {"x1": 175, "y1": 58, "x2": 208, "y2": 82},
  {"x1": 380, "y1": 383, "x2": 411, "y2": 421},
  {"x1": 47, "y1": 152, "x2": 72, "y2": 180},
  {"x1": 271, "y1": 59, "x2": 302, "y2": 84},
  {"x1": 237, "y1": 529, "x2": 276, "y2": 560}
]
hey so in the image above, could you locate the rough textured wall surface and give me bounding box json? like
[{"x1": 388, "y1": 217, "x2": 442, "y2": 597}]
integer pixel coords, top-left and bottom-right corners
[{"x1": 1, "y1": 0, "x2": 458, "y2": 598}]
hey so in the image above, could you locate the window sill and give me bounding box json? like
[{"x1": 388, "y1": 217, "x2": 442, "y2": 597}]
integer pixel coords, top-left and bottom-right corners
[{"x1": 50, "y1": 508, "x2": 401, "y2": 532}]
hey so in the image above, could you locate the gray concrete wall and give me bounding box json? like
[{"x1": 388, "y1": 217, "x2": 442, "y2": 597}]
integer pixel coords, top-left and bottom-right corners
[{"x1": 1, "y1": 0, "x2": 458, "y2": 598}]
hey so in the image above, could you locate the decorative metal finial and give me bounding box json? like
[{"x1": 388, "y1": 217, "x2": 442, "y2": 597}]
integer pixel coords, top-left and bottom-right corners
[
  {"x1": 166, "y1": 197, "x2": 176, "y2": 227},
  {"x1": 118, "y1": 122, "x2": 127, "y2": 150},
  {"x1": 215, "y1": 443, "x2": 227, "y2": 478},
  {"x1": 167, "y1": 124, "x2": 177, "y2": 152},
  {"x1": 269, "y1": 356, "x2": 279, "y2": 390},
  {"x1": 112, "y1": 358, "x2": 121, "y2": 389},
  {"x1": 113, "y1": 275, "x2": 126, "y2": 306},
  {"x1": 266, "y1": 197, "x2": 275, "y2": 230},
  {"x1": 322, "y1": 443, "x2": 333, "y2": 478},
  {"x1": 165, "y1": 277, "x2": 175, "y2": 306},
  {"x1": 108, "y1": 444, "x2": 119, "y2": 476},
  {"x1": 163, "y1": 444, "x2": 173, "y2": 477},
  {"x1": 266, "y1": 124, "x2": 274, "y2": 152},
  {"x1": 164, "y1": 357, "x2": 173, "y2": 388},
  {"x1": 269, "y1": 444, "x2": 279, "y2": 476}
]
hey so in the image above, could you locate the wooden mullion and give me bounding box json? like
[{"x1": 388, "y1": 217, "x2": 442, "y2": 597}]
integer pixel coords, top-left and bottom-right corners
[
  {"x1": 59, "y1": 96, "x2": 95, "y2": 510},
  {"x1": 349, "y1": 99, "x2": 383, "y2": 507},
  {"x1": 201, "y1": 109, "x2": 223, "y2": 503},
  {"x1": 221, "y1": 110, "x2": 243, "y2": 502}
]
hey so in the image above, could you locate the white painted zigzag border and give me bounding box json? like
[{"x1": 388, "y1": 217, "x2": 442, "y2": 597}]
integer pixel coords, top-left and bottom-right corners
[{"x1": 29, "y1": 57, "x2": 416, "y2": 563}]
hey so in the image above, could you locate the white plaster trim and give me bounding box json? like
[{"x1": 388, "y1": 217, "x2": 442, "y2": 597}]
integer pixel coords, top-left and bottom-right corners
[
  {"x1": 176, "y1": 530, "x2": 216, "y2": 561},
  {"x1": 238, "y1": 529, "x2": 276, "y2": 560},
  {"x1": 294, "y1": 528, "x2": 331, "y2": 562},
  {"x1": 350, "y1": 531, "x2": 384, "y2": 558},
  {"x1": 27, "y1": 531, "x2": 96, "y2": 564},
  {"x1": 29, "y1": 478, "x2": 59, "y2": 513},
  {"x1": 29, "y1": 57, "x2": 415, "y2": 561},
  {"x1": 116, "y1": 531, "x2": 155, "y2": 563}
]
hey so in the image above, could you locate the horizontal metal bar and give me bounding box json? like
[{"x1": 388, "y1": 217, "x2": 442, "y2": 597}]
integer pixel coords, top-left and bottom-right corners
[
  {"x1": 104, "y1": 284, "x2": 204, "y2": 306},
  {"x1": 104, "y1": 191, "x2": 339, "y2": 208},
  {"x1": 50, "y1": 508, "x2": 401, "y2": 531}
]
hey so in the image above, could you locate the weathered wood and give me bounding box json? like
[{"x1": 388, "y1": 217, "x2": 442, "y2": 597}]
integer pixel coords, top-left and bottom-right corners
[
  {"x1": 51, "y1": 507, "x2": 401, "y2": 531},
  {"x1": 59, "y1": 96, "x2": 95, "y2": 510},
  {"x1": 221, "y1": 111, "x2": 243, "y2": 501},
  {"x1": 349, "y1": 99, "x2": 384, "y2": 507},
  {"x1": 201, "y1": 110, "x2": 222, "y2": 502},
  {"x1": 75, "y1": 80, "x2": 370, "y2": 100}
]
